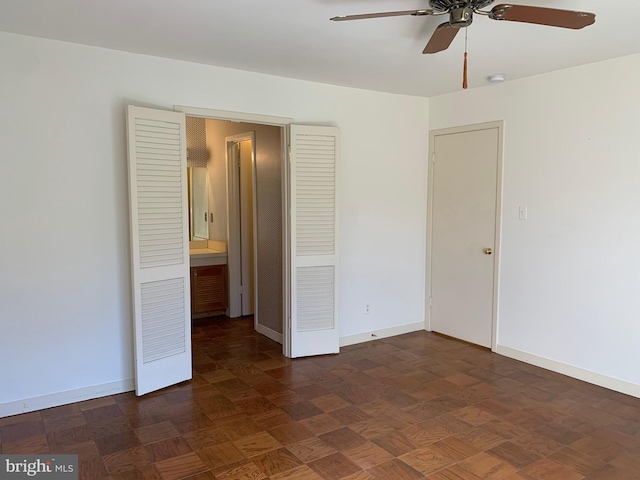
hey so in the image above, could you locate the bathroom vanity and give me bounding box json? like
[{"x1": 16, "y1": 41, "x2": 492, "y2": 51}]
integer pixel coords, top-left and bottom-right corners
[{"x1": 189, "y1": 241, "x2": 228, "y2": 319}]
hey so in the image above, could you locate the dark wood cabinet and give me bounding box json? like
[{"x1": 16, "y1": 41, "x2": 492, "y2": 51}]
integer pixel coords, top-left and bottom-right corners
[{"x1": 191, "y1": 265, "x2": 227, "y2": 318}]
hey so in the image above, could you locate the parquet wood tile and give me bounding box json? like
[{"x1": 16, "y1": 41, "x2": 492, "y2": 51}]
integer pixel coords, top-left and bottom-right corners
[
  {"x1": 371, "y1": 430, "x2": 417, "y2": 457},
  {"x1": 82, "y1": 404, "x2": 125, "y2": 424},
  {"x1": 286, "y1": 437, "x2": 337, "y2": 463},
  {"x1": 102, "y1": 445, "x2": 153, "y2": 475},
  {"x1": 319, "y1": 427, "x2": 367, "y2": 451},
  {"x1": 457, "y1": 452, "x2": 517, "y2": 479},
  {"x1": 0, "y1": 411, "x2": 42, "y2": 427},
  {"x1": 251, "y1": 447, "x2": 302, "y2": 476},
  {"x1": 299, "y1": 413, "x2": 344, "y2": 437},
  {"x1": 78, "y1": 455, "x2": 110, "y2": 480},
  {"x1": 427, "y1": 464, "x2": 483, "y2": 479},
  {"x1": 182, "y1": 427, "x2": 229, "y2": 450},
  {"x1": 144, "y1": 436, "x2": 193, "y2": 462},
  {"x1": 307, "y1": 452, "x2": 361, "y2": 479},
  {"x1": 547, "y1": 445, "x2": 605, "y2": 476},
  {"x1": 69, "y1": 440, "x2": 101, "y2": 459},
  {"x1": 429, "y1": 436, "x2": 480, "y2": 462},
  {"x1": 269, "y1": 464, "x2": 324, "y2": 480},
  {"x1": 135, "y1": 421, "x2": 180, "y2": 445},
  {"x1": 214, "y1": 460, "x2": 268, "y2": 480},
  {"x1": 196, "y1": 441, "x2": 245, "y2": 468},
  {"x1": 342, "y1": 441, "x2": 395, "y2": 469},
  {"x1": 232, "y1": 430, "x2": 281, "y2": 457},
  {"x1": 153, "y1": 452, "x2": 209, "y2": 480},
  {"x1": 94, "y1": 430, "x2": 142, "y2": 457},
  {"x1": 0, "y1": 419, "x2": 44, "y2": 443},
  {"x1": 485, "y1": 440, "x2": 540, "y2": 469},
  {"x1": 267, "y1": 421, "x2": 314, "y2": 445},
  {"x1": 520, "y1": 457, "x2": 585, "y2": 480},
  {"x1": 366, "y1": 458, "x2": 424, "y2": 479},
  {"x1": 398, "y1": 446, "x2": 452, "y2": 475},
  {"x1": 511, "y1": 431, "x2": 564, "y2": 457},
  {"x1": 456, "y1": 427, "x2": 506, "y2": 451},
  {"x1": 3, "y1": 316, "x2": 640, "y2": 479},
  {"x1": 43, "y1": 412, "x2": 87, "y2": 433},
  {"x1": 1, "y1": 433, "x2": 51, "y2": 454}
]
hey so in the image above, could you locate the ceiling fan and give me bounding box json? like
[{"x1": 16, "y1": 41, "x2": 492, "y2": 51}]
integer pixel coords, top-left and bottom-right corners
[{"x1": 330, "y1": 1, "x2": 596, "y2": 55}]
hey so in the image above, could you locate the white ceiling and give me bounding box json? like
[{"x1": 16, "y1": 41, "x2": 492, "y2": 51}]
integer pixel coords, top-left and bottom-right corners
[{"x1": 1, "y1": 0, "x2": 638, "y2": 97}]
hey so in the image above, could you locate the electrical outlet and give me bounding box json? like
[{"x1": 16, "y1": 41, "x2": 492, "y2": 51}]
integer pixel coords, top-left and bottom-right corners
[{"x1": 364, "y1": 303, "x2": 371, "y2": 315}]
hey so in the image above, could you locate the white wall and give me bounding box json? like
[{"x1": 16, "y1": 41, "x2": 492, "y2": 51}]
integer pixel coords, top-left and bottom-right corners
[
  {"x1": 430, "y1": 54, "x2": 640, "y2": 392},
  {"x1": 0, "y1": 32, "x2": 429, "y2": 415}
]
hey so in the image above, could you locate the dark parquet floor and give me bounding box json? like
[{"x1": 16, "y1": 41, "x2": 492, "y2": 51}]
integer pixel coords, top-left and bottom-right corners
[{"x1": 2, "y1": 317, "x2": 640, "y2": 479}]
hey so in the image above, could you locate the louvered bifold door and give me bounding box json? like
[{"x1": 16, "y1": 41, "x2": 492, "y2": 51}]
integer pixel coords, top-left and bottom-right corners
[
  {"x1": 126, "y1": 106, "x2": 192, "y2": 395},
  {"x1": 290, "y1": 125, "x2": 340, "y2": 358}
]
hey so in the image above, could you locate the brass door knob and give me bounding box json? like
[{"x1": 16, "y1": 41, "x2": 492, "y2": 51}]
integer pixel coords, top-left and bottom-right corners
[{"x1": 484, "y1": 248, "x2": 493, "y2": 255}]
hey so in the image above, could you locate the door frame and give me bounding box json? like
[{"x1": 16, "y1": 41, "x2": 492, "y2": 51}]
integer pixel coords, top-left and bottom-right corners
[
  {"x1": 426, "y1": 121, "x2": 505, "y2": 352},
  {"x1": 225, "y1": 132, "x2": 257, "y2": 320},
  {"x1": 174, "y1": 105, "x2": 293, "y2": 356}
]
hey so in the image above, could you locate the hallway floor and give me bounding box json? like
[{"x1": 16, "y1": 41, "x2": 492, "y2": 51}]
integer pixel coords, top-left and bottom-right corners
[{"x1": 1, "y1": 317, "x2": 640, "y2": 479}]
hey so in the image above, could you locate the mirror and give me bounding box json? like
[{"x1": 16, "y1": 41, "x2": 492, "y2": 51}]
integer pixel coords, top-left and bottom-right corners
[{"x1": 188, "y1": 167, "x2": 209, "y2": 240}]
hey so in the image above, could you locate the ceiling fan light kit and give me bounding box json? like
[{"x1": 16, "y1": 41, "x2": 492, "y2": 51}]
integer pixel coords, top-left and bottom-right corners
[
  {"x1": 331, "y1": 1, "x2": 595, "y2": 89},
  {"x1": 488, "y1": 74, "x2": 506, "y2": 83}
]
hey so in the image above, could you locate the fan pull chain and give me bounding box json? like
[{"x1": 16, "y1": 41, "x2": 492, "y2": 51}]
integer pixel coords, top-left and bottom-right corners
[{"x1": 463, "y1": 27, "x2": 468, "y2": 89}]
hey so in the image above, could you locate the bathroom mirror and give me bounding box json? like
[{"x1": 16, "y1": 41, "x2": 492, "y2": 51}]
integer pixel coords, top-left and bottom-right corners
[{"x1": 188, "y1": 167, "x2": 209, "y2": 240}]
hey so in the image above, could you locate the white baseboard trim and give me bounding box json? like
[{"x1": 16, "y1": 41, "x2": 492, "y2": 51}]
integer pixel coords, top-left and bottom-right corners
[
  {"x1": 496, "y1": 345, "x2": 640, "y2": 399},
  {"x1": 256, "y1": 323, "x2": 283, "y2": 345},
  {"x1": 340, "y1": 322, "x2": 425, "y2": 347},
  {"x1": 0, "y1": 379, "x2": 135, "y2": 419}
]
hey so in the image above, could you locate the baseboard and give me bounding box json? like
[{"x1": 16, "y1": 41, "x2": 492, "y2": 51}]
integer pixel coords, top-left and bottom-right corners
[
  {"x1": 340, "y1": 322, "x2": 425, "y2": 347},
  {"x1": 0, "y1": 379, "x2": 135, "y2": 419},
  {"x1": 496, "y1": 345, "x2": 640, "y2": 399},
  {"x1": 255, "y1": 323, "x2": 283, "y2": 344}
]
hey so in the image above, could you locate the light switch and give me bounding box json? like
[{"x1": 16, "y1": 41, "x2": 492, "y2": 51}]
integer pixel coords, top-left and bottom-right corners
[{"x1": 519, "y1": 206, "x2": 528, "y2": 220}]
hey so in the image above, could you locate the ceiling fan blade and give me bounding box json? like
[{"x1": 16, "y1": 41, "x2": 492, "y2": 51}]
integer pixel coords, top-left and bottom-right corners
[
  {"x1": 489, "y1": 4, "x2": 595, "y2": 29},
  {"x1": 331, "y1": 9, "x2": 432, "y2": 22},
  {"x1": 423, "y1": 22, "x2": 460, "y2": 54}
]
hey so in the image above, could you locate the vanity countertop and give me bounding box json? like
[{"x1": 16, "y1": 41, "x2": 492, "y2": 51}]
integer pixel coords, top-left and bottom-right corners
[
  {"x1": 189, "y1": 248, "x2": 227, "y2": 266},
  {"x1": 189, "y1": 248, "x2": 226, "y2": 257}
]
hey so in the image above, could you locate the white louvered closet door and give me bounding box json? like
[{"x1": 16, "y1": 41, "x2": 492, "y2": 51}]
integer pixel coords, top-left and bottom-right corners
[
  {"x1": 290, "y1": 125, "x2": 340, "y2": 358},
  {"x1": 126, "y1": 106, "x2": 192, "y2": 395}
]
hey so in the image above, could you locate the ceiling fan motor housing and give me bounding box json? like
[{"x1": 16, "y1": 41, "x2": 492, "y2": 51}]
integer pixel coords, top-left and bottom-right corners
[
  {"x1": 429, "y1": 0, "x2": 494, "y2": 12},
  {"x1": 449, "y1": 6, "x2": 474, "y2": 27}
]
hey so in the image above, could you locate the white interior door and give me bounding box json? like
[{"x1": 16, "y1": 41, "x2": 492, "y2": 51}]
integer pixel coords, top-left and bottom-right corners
[
  {"x1": 239, "y1": 139, "x2": 256, "y2": 316},
  {"x1": 226, "y1": 141, "x2": 242, "y2": 318},
  {"x1": 290, "y1": 125, "x2": 340, "y2": 358},
  {"x1": 226, "y1": 133, "x2": 257, "y2": 319},
  {"x1": 429, "y1": 125, "x2": 501, "y2": 348},
  {"x1": 126, "y1": 105, "x2": 192, "y2": 395}
]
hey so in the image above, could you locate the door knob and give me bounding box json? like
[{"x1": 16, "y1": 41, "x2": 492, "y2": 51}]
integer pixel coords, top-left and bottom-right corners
[{"x1": 484, "y1": 248, "x2": 493, "y2": 255}]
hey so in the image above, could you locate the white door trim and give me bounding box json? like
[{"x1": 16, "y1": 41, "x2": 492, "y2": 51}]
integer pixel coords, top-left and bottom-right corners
[
  {"x1": 173, "y1": 105, "x2": 292, "y2": 356},
  {"x1": 426, "y1": 121, "x2": 504, "y2": 352},
  {"x1": 281, "y1": 128, "x2": 292, "y2": 357},
  {"x1": 174, "y1": 106, "x2": 293, "y2": 127}
]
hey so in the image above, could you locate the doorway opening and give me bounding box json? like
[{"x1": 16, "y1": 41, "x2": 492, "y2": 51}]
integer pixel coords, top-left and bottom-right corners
[
  {"x1": 183, "y1": 109, "x2": 290, "y2": 352},
  {"x1": 127, "y1": 106, "x2": 341, "y2": 394}
]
